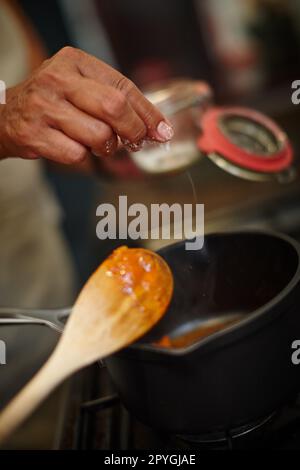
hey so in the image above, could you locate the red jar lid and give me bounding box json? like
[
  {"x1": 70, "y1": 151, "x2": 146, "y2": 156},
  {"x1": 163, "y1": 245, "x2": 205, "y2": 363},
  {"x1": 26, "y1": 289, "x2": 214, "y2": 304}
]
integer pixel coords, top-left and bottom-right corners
[{"x1": 197, "y1": 107, "x2": 293, "y2": 177}]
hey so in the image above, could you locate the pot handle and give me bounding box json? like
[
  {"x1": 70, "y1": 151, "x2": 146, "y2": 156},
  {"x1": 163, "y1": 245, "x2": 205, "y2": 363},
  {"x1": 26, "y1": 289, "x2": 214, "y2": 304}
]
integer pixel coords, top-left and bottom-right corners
[{"x1": 0, "y1": 307, "x2": 71, "y2": 333}]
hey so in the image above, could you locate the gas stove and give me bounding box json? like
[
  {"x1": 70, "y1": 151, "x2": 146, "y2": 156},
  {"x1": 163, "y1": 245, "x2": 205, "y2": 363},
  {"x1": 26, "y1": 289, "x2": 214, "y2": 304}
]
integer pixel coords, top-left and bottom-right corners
[{"x1": 56, "y1": 362, "x2": 300, "y2": 451}]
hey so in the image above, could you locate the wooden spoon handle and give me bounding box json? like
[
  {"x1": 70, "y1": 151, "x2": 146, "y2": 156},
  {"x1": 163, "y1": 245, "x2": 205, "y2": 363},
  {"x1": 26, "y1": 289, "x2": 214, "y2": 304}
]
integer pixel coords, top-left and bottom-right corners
[{"x1": 0, "y1": 352, "x2": 71, "y2": 444}]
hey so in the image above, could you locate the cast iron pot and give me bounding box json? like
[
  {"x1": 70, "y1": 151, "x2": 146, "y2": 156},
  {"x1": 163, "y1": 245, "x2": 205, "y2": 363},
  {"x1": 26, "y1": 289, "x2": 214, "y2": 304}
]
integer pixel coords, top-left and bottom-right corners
[
  {"x1": 1, "y1": 231, "x2": 300, "y2": 436},
  {"x1": 105, "y1": 231, "x2": 300, "y2": 435}
]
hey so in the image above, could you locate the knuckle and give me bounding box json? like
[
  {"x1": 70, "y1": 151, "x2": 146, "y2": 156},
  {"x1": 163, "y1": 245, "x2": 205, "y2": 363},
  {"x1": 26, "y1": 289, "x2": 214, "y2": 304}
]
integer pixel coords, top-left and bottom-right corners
[
  {"x1": 35, "y1": 62, "x2": 73, "y2": 92},
  {"x1": 90, "y1": 127, "x2": 113, "y2": 150},
  {"x1": 98, "y1": 124, "x2": 114, "y2": 142},
  {"x1": 114, "y1": 75, "x2": 134, "y2": 94},
  {"x1": 131, "y1": 125, "x2": 147, "y2": 142},
  {"x1": 35, "y1": 67, "x2": 62, "y2": 88},
  {"x1": 58, "y1": 46, "x2": 80, "y2": 60},
  {"x1": 143, "y1": 107, "x2": 159, "y2": 127},
  {"x1": 103, "y1": 91, "x2": 127, "y2": 119}
]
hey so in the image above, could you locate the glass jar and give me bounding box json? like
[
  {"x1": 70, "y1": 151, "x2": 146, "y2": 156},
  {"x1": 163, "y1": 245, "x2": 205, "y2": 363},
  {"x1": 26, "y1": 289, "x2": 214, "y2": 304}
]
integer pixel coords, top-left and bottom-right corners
[{"x1": 130, "y1": 79, "x2": 213, "y2": 175}]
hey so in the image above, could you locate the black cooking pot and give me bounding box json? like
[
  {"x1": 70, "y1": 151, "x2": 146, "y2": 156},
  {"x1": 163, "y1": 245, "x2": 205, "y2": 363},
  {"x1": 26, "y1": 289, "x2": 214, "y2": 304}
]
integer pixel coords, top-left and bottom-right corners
[{"x1": 105, "y1": 231, "x2": 300, "y2": 435}]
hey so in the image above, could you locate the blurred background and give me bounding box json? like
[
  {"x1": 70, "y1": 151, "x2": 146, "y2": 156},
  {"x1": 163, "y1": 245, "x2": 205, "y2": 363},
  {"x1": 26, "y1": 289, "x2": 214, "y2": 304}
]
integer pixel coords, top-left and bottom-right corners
[{"x1": 1, "y1": 0, "x2": 300, "y2": 449}]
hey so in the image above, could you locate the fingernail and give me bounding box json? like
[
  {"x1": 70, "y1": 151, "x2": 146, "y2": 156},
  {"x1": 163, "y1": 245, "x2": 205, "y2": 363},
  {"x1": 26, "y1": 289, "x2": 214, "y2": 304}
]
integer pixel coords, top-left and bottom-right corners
[{"x1": 156, "y1": 121, "x2": 174, "y2": 142}]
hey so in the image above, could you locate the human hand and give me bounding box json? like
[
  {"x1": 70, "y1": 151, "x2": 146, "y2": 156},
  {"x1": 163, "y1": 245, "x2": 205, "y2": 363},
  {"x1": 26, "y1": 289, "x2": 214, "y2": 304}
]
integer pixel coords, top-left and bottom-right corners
[{"x1": 0, "y1": 47, "x2": 173, "y2": 164}]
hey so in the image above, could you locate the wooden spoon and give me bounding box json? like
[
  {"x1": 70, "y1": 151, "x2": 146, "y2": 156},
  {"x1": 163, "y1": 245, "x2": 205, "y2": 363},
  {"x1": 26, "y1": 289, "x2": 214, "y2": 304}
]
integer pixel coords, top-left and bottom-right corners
[{"x1": 0, "y1": 246, "x2": 173, "y2": 444}]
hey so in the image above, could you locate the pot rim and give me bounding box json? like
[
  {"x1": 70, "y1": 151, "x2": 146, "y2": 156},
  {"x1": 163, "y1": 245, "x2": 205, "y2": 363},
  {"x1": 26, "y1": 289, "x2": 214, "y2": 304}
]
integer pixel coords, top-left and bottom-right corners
[{"x1": 126, "y1": 229, "x2": 300, "y2": 357}]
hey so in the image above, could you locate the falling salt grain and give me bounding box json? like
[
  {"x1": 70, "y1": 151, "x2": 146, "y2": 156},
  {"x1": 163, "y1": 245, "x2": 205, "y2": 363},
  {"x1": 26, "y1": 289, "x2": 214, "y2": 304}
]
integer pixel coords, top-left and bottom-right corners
[{"x1": 122, "y1": 138, "x2": 145, "y2": 153}]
